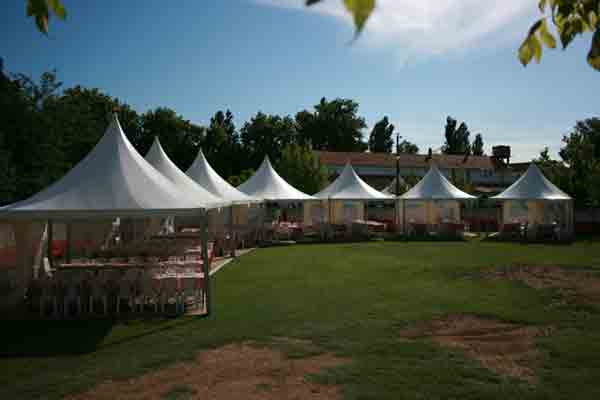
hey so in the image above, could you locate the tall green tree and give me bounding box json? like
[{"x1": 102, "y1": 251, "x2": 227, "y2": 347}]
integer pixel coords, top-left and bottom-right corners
[
  {"x1": 203, "y1": 110, "x2": 242, "y2": 179},
  {"x1": 295, "y1": 97, "x2": 367, "y2": 152},
  {"x1": 138, "y1": 107, "x2": 205, "y2": 170},
  {"x1": 397, "y1": 139, "x2": 419, "y2": 154},
  {"x1": 240, "y1": 112, "x2": 297, "y2": 168},
  {"x1": 442, "y1": 116, "x2": 471, "y2": 155},
  {"x1": 557, "y1": 117, "x2": 600, "y2": 205},
  {"x1": 276, "y1": 143, "x2": 329, "y2": 194},
  {"x1": 471, "y1": 133, "x2": 485, "y2": 156},
  {"x1": 368, "y1": 116, "x2": 394, "y2": 153}
]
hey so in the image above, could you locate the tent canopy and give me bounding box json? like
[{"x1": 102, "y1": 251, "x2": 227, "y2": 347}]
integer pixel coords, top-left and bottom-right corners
[
  {"x1": 315, "y1": 162, "x2": 392, "y2": 200},
  {"x1": 144, "y1": 137, "x2": 226, "y2": 207},
  {"x1": 0, "y1": 114, "x2": 219, "y2": 219},
  {"x1": 492, "y1": 163, "x2": 572, "y2": 201},
  {"x1": 400, "y1": 164, "x2": 477, "y2": 200},
  {"x1": 237, "y1": 157, "x2": 314, "y2": 201},
  {"x1": 186, "y1": 150, "x2": 260, "y2": 204}
]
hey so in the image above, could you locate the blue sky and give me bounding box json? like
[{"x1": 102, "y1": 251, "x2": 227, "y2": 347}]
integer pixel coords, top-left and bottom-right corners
[{"x1": 1, "y1": 0, "x2": 599, "y2": 161}]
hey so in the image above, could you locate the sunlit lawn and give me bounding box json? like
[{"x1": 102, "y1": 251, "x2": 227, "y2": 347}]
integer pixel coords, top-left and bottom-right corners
[{"x1": 2, "y1": 240, "x2": 600, "y2": 399}]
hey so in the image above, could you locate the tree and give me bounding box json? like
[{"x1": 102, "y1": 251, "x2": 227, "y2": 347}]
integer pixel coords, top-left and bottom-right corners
[
  {"x1": 138, "y1": 107, "x2": 205, "y2": 170},
  {"x1": 397, "y1": 140, "x2": 419, "y2": 154},
  {"x1": 295, "y1": 97, "x2": 367, "y2": 152},
  {"x1": 557, "y1": 117, "x2": 600, "y2": 205},
  {"x1": 240, "y1": 112, "x2": 297, "y2": 168},
  {"x1": 227, "y1": 169, "x2": 255, "y2": 187},
  {"x1": 520, "y1": 0, "x2": 600, "y2": 71},
  {"x1": 203, "y1": 110, "x2": 242, "y2": 179},
  {"x1": 442, "y1": 116, "x2": 471, "y2": 155},
  {"x1": 368, "y1": 116, "x2": 394, "y2": 153},
  {"x1": 276, "y1": 143, "x2": 329, "y2": 194},
  {"x1": 471, "y1": 134, "x2": 485, "y2": 156}
]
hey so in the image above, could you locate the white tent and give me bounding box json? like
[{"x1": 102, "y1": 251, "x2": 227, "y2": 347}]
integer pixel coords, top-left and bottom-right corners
[
  {"x1": 492, "y1": 163, "x2": 571, "y2": 201},
  {"x1": 144, "y1": 137, "x2": 225, "y2": 207},
  {"x1": 315, "y1": 163, "x2": 391, "y2": 225},
  {"x1": 238, "y1": 157, "x2": 314, "y2": 201},
  {"x1": 0, "y1": 114, "x2": 223, "y2": 219},
  {"x1": 185, "y1": 149, "x2": 262, "y2": 246},
  {"x1": 399, "y1": 164, "x2": 476, "y2": 233},
  {"x1": 186, "y1": 150, "x2": 259, "y2": 204},
  {"x1": 492, "y1": 163, "x2": 573, "y2": 238},
  {"x1": 315, "y1": 162, "x2": 392, "y2": 201},
  {"x1": 0, "y1": 115, "x2": 217, "y2": 307},
  {"x1": 237, "y1": 157, "x2": 315, "y2": 225},
  {"x1": 400, "y1": 164, "x2": 476, "y2": 201}
]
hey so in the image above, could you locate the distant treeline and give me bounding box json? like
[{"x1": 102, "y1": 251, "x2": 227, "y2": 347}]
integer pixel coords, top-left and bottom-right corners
[{"x1": 1, "y1": 62, "x2": 416, "y2": 204}]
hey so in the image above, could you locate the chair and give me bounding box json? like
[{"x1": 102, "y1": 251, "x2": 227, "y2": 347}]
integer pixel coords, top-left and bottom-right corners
[
  {"x1": 38, "y1": 276, "x2": 57, "y2": 317},
  {"x1": 63, "y1": 273, "x2": 82, "y2": 317},
  {"x1": 139, "y1": 271, "x2": 160, "y2": 313},
  {"x1": 116, "y1": 277, "x2": 134, "y2": 314},
  {"x1": 160, "y1": 277, "x2": 181, "y2": 314},
  {"x1": 180, "y1": 276, "x2": 199, "y2": 312},
  {"x1": 89, "y1": 274, "x2": 108, "y2": 315}
]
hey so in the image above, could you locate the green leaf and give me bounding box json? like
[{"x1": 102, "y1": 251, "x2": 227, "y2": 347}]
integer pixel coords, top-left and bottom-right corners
[
  {"x1": 343, "y1": 0, "x2": 375, "y2": 38},
  {"x1": 518, "y1": 35, "x2": 534, "y2": 66},
  {"x1": 588, "y1": 28, "x2": 600, "y2": 71},
  {"x1": 47, "y1": 0, "x2": 67, "y2": 20},
  {"x1": 530, "y1": 34, "x2": 542, "y2": 63},
  {"x1": 539, "y1": 19, "x2": 557, "y2": 48},
  {"x1": 305, "y1": 0, "x2": 323, "y2": 5}
]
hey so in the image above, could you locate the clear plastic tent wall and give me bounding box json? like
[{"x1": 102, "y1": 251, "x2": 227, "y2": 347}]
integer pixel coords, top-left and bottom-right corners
[
  {"x1": 398, "y1": 164, "x2": 477, "y2": 231},
  {"x1": 315, "y1": 162, "x2": 392, "y2": 225},
  {"x1": 492, "y1": 163, "x2": 573, "y2": 237}
]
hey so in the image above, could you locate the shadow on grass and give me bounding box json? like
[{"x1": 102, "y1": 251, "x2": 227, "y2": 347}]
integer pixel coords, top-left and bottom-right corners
[{"x1": 0, "y1": 316, "x2": 201, "y2": 358}]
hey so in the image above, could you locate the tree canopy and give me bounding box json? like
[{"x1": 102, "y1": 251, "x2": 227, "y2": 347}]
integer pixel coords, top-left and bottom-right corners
[
  {"x1": 295, "y1": 97, "x2": 368, "y2": 152},
  {"x1": 397, "y1": 140, "x2": 419, "y2": 154},
  {"x1": 472, "y1": 134, "x2": 485, "y2": 156},
  {"x1": 442, "y1": 117, "x2": 471, "y2": 155},
  {"x1": 368, "y1": 116, "x2": 395, "y2": 153}
]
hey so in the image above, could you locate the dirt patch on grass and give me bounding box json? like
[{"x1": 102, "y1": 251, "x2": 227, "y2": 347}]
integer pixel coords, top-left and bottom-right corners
[
  {"x1": 400, "y1": 314, "x2": 552, "y2": 383},
  {"x1": 485, "y1": 265, "x2": 600, "y2": 305},
  {"x1": 67, "y1": 342, "x2": 348, "y2": 400}
]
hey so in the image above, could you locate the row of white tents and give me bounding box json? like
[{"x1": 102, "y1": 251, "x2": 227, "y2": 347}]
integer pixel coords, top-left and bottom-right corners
[{"x1": 0, "y1": 115, "x2": 574, "y2": 301}]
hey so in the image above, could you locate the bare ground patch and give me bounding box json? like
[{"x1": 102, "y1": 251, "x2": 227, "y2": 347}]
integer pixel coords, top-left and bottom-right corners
[
  {"x1": 400, "y1": 314, "x2": 552, "y2": 383},
  {"x1": 67, "y1": 342, "x2": 348, "y2": 400},
  {"x1": 484, "y1": 265, "x2": 600, "y2": 306}
]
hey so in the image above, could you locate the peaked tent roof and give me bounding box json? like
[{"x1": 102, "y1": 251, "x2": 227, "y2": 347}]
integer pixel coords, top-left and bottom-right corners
[
  {"x1": 186, "y1": 150, "x2": 260, "y2": 204},
  {"x1": 315, "y1": 162, "x2": 392, "y2": 200},
  {"x1": 400, "y1": 164, "x2": 477, "y2": 200},
  {"x1": 237, "y1": 157, "x2": 314, "y2": 201},
  {"x1": 382, "y1": 176, "x2": 407, "y2": 195},
  {"x1": 0, "y1": 115, "x2": 219, "y2": 219},
  {"x1": 492, "y1": 163, "x2": 571, "y2": 201},
  {"x1": 144, "y1": 137, "x2": 226, "y2": 207}
]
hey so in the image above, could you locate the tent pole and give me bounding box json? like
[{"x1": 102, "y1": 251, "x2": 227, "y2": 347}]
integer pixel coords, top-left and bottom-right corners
[
  {"x1": 47, "y1": 220, "x2": 53, "y2": 268},
  {"x1": 402, "y1": 199, "x2": 407, "y2": 236},
  {"x1": 65, "y1": 222, "x2": 72, "y2": 264},
  {"x1": 229, "y1": 206, "x2": 236, "y2": 258},
  {"x1": 201, "y1": 210, "x2": 212, "y2": 316},
  {"x1": 13, "y1": 221, "x2": 32, "y2": 300}
]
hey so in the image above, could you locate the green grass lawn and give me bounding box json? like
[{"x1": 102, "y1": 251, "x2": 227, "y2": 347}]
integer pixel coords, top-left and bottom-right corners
[{"x1": 2, "y1": 240, "x2": 600, "y2": 399}]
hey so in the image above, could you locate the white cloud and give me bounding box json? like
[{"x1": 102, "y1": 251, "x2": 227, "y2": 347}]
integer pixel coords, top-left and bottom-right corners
[{"x1": 253, "y1": 0, "x2": 538, "y2": 56}]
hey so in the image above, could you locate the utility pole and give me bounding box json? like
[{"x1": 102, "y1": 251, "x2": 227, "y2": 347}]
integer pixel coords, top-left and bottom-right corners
[{"x1": 395, "y1": 132, "x2": 401, "y2": 195}]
